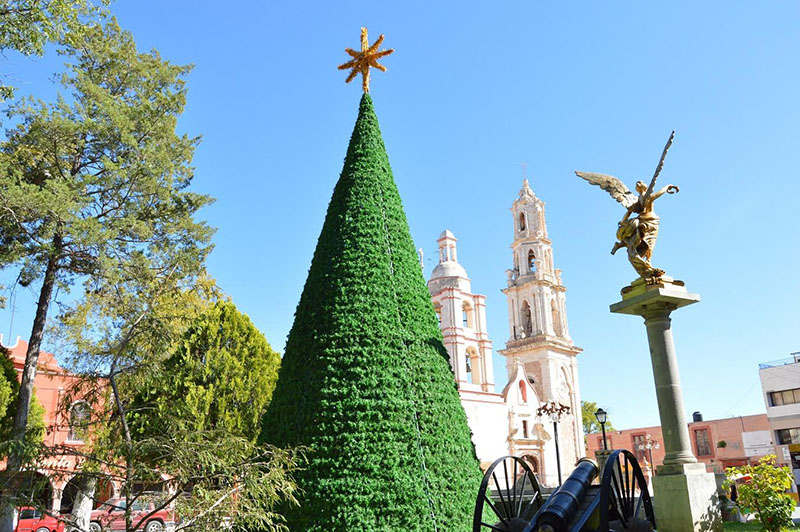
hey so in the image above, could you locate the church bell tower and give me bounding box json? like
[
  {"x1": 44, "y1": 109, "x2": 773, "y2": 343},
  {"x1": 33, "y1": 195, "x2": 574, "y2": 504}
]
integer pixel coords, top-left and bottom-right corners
[
  {"x1": 499, "y1": 179, "x2": 584, "y2": 480},
  {"x1": 427, "y1": 230, "x2": 494, "y2": 392}
]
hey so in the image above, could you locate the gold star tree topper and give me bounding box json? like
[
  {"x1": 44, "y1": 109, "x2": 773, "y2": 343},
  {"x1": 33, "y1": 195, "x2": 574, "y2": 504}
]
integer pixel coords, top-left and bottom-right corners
[{"x1": 338, "y1": 27, "x2": 394, "y2": 92}]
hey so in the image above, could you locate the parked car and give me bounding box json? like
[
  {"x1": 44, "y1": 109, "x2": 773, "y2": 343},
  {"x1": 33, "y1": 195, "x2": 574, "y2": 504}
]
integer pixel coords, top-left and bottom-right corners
[
  {"x1": 89, "y1": 498, "x2": 174, "y2": 532},
  {"x1": 13, "y1": 507, "x2": 64, "y2": 532}
]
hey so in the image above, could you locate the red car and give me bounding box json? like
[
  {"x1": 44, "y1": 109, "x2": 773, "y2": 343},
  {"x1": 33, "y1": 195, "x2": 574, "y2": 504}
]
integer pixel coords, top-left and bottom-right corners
[
  {"x1": 13, "y1": 507, "x2": 64, "y2": 532},
  {"x1": 89, "y1": 498, "x2": 174, "y2": 532}
]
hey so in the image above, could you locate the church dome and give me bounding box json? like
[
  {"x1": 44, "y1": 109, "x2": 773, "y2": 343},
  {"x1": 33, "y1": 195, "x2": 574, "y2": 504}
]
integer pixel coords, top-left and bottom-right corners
[
  {"x1": 430, "y1": 260, "x2": 468, "y2": 279},
  {"x1": 439, "y1": 229, "x2": 456, "y2": 240},
  {"x1": 430, "y1": 228, "x2": 469, "y2": 280}
]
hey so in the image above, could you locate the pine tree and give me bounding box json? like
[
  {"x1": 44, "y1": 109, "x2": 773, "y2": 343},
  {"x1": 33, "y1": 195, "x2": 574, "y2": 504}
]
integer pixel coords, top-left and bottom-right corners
[
  {"x1": 132, "y1": 300, "x2": 281, "y2": 443},
  {"x1": 259, "y1": 94, "x2": 481, "y2": 531},
  {"x1": 0, "y1": 20, "x2": 212, "y2": 532}
]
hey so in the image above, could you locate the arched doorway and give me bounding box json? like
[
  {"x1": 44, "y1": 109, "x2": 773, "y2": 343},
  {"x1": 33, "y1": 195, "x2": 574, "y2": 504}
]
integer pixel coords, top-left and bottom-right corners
[
  {"x1": 1, "y1": 470, "x2": 53, "y2": 510},
  {"x1": 60, "y1": 474, "x2": 114, "y2": 513},
  {"x1": 522, "y1": 454, "x2": 540, "y2": 474}
]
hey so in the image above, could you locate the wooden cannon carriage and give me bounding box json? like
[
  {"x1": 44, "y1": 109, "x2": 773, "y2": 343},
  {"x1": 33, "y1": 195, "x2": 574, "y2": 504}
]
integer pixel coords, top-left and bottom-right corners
[{"x1": 473, "y1": 450, "x2": 657, "y2": 532}]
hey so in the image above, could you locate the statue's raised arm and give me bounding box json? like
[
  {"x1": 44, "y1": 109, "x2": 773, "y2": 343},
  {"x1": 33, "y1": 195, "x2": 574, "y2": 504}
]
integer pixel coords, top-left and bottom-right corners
[
  {"x1": 644, "y1": 130, "x2": 675, "y2": 200},
  {"x1": 575, "y1": 132, "x2": 680, "y2": 279}
]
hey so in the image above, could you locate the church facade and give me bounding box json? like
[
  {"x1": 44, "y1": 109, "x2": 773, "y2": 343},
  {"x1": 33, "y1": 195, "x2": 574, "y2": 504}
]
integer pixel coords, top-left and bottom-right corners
[{"x1": 426, "y1": 179, "x2": 584, "y2": 486}]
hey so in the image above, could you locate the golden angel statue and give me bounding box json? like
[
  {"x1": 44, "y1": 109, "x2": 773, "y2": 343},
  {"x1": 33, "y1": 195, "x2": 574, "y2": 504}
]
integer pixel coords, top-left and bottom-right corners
[{"x1": 576, "y1": 132, "x2": 679, "y2": 279}]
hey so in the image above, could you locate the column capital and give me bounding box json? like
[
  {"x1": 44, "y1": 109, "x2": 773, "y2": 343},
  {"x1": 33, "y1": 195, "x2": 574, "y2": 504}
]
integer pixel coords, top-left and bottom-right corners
[
  {"x1": 610, "y1": 280, "x2": 700, "y2": 318},
  {"x1": 641, "y1": 302, "x2": 676, "y2": 322}
]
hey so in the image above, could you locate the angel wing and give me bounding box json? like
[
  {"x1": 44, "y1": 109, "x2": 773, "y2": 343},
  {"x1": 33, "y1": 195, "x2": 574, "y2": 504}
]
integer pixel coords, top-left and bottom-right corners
[{"x1": 575, "y1": 171, "x2": 637, "y2": 209}]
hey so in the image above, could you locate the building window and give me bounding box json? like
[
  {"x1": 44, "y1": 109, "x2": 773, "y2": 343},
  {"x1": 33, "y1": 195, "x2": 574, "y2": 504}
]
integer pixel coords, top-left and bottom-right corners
[
  {"x1": 68, "y1": 402, "x2": 91, "y2": 443},
  {"x1": 776, "y1": 428, "x2": 800, "y2": 445},
  {"x1": 597, "y1": 436, "x2": 612, "y2": 449},
  {"x1": 519, "y1": 212, "x2": 526, "y2": 231},
  {"x1": 434, "y1": 306, "x2": 442, "y2": 327},
  {"x1": 466, "y1": 348, "x2": 480, "y2": 385},
  {"x1": 551, "y1": 299, "x2": 563, "y2": 337},
  {"x1": 522, "y1": 420, "x2": 529, "y2": 439},
  {"x1": 528, "y1": 250, "x2": 536, "y2": 273},
  {"x1": 694, "y1": 428, "x2": 712, "y2": 457},
  {"x1": 462, "y1": 301, "x2": 474, "y2": 329},
  {"x1": 521, "y1": 300, "x2": 533, "y2": 337},
  {"x1": 769, "y1": 388, "x2": 800, "y2": 407}
]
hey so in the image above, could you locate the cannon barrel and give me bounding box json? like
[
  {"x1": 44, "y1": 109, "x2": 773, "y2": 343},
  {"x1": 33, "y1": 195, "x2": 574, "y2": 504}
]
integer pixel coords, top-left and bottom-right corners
[{"x1": 536, "y1": 458, "x2": 598, "y2": 532}]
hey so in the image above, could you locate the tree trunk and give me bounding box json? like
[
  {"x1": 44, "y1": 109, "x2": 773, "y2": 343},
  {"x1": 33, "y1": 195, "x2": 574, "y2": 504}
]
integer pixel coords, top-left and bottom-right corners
[
  {"x1": 0, "y1": 237, "x2": 61, "y2": 532},
  {"x1": 108, "y1": 372, "x2": 134, "y2": 532},
  {"x1": 70, "y1": 475, "x2": 97, "y2": 532}
]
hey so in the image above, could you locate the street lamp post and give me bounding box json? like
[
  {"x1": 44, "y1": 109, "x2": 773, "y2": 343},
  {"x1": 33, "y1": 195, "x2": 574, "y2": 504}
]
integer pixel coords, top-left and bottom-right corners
[
  {"x1": 637, "y1": 434, "x2": 660, "y2": 468},
  {"x1": 537, "y1": 400, "x2": 571, "y2": 485},
  {"x1": 595, "y1": 408, "x2": 608, "y2": 451}
]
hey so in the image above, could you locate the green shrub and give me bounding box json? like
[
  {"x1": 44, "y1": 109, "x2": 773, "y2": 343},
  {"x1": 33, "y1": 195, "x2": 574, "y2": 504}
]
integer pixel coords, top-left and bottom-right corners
[{"x1": 724, "y1": 455, "x2": 795, "y2": 532}]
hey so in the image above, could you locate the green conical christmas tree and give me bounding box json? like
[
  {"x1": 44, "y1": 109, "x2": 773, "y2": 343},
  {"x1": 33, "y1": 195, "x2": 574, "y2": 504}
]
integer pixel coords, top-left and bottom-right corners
[{"x1": 259, "y1": 94, "x2": 482, "y2": 531}]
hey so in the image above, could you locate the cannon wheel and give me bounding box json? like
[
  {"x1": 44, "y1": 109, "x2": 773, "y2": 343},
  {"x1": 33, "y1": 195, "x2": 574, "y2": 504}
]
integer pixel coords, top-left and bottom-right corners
[
  {"x1": 598, "y1": 449, "x2": 656, "y2": 532},
  {"x1": 473, "y1": 455, "x2": 542, "y2": 532}
]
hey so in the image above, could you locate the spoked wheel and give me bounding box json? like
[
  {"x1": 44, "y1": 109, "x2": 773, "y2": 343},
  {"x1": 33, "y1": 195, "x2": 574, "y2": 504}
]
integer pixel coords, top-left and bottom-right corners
[
  {"x1": 473, "y1": 455, "x2": 543, "y2": 532},
  {"x1": 599, "y1": 450, "x2": 656, "y2": 532}
]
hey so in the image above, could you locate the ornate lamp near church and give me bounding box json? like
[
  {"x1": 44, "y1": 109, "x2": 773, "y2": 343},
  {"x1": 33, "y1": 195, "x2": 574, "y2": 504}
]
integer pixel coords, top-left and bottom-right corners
[
  {"x1": 537, "y1": 400, "x2": 570, "y2": 485},
  {"x1": 594, "y1": 407, "x2": 608, "y2": 451},
  {"x1": 638, "y1": 433, "x2": 660, "y2": 469}
]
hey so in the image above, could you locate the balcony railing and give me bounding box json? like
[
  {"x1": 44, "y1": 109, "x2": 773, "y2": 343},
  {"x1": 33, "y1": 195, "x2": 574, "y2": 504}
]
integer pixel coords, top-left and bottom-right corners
[{"x1": 759, "y1": 354, "x2": 800, "y2": 370}]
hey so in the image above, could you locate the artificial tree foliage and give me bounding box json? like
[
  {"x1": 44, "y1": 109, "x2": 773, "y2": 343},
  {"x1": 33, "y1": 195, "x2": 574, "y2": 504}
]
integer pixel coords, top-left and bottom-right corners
[{"x1": 259, "y1": 94, "x2": 481, "y2": 531}]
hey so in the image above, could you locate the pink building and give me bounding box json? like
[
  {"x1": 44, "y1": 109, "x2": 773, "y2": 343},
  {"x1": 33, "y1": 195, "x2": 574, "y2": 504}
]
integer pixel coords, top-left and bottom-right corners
[
  {"x1": 585, "y1": 413, "x2": 772, "y2": 480},
  {"x1": 1, "y1": 336, "x2": 114, "y2": 513}
]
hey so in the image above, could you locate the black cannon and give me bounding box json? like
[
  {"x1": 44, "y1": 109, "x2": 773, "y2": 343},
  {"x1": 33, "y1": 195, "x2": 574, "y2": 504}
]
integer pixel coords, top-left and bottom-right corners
[{"x1": 473, "y1": 450, "x2": 656, "y2": 532}]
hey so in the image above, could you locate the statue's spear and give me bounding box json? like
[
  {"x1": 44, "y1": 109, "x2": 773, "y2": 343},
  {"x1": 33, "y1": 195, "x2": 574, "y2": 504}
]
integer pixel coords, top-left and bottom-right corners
[{"x1": 645, "y1": 130, "x2": 676, "y2": 198}]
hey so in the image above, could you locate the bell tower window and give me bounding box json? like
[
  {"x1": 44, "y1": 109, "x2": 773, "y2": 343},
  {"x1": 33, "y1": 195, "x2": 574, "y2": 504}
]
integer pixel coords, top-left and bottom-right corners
[
  {"x1": 551, "y1": 299, "x2": 563, "y2": 337},
  {"x1": 528, "y1": 250, "x2": 536, "y2": 273},
  {"x1": 462, "y1": 301, "x2": 474, "y2": 329},
  {"x1": 521, "y1": 300, "x2": 533, "y2": 336},
  {"x1": 466, "y1": 347, "x2": 481, "y2": 385},
  {"x1": 519, "y1": 212, "x2": 526, "y2": 231}
]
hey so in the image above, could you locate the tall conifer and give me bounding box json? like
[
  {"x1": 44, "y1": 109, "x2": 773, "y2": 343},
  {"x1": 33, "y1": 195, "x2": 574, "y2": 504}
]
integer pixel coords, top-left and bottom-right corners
[{"x1": 260, "y1": 94, "x2": 481, "y2": 531}]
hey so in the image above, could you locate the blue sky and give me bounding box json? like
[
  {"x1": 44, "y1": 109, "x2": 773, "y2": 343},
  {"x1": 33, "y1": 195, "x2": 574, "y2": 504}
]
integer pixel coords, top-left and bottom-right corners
[{"x1": 1, "y1": 1, "x2": 799, "y2": 430}]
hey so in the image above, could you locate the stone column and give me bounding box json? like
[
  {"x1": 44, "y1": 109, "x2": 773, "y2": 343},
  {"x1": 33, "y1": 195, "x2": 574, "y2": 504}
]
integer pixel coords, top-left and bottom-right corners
[
  {"x1": 642, "y1": 302, "x2": 697, "y2": 466},
  {"x1": 611, "y1": 277, "x2": 721, "y2": 532}
]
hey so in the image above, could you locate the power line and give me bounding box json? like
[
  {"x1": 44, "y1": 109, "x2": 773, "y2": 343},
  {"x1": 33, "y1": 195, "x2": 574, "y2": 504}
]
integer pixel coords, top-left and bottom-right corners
[{"x1": 720, "y1": 378, "x2": 760, "y2": 418}]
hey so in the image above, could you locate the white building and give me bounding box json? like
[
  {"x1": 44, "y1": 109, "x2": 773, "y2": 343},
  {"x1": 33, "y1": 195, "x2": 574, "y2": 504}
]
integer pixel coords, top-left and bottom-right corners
[
  {"x1": 758, "y1": 353, "x2": 800, "y2": 468},
  {"x1": 426, "y1": 179, "x2": 584, "y2": 486}
]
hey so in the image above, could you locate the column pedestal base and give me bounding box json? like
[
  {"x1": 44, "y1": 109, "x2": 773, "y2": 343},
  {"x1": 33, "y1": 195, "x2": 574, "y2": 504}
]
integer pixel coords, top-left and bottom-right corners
[{"x1": 653, "y1": 464, "x2": 721, "y2": 532}]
